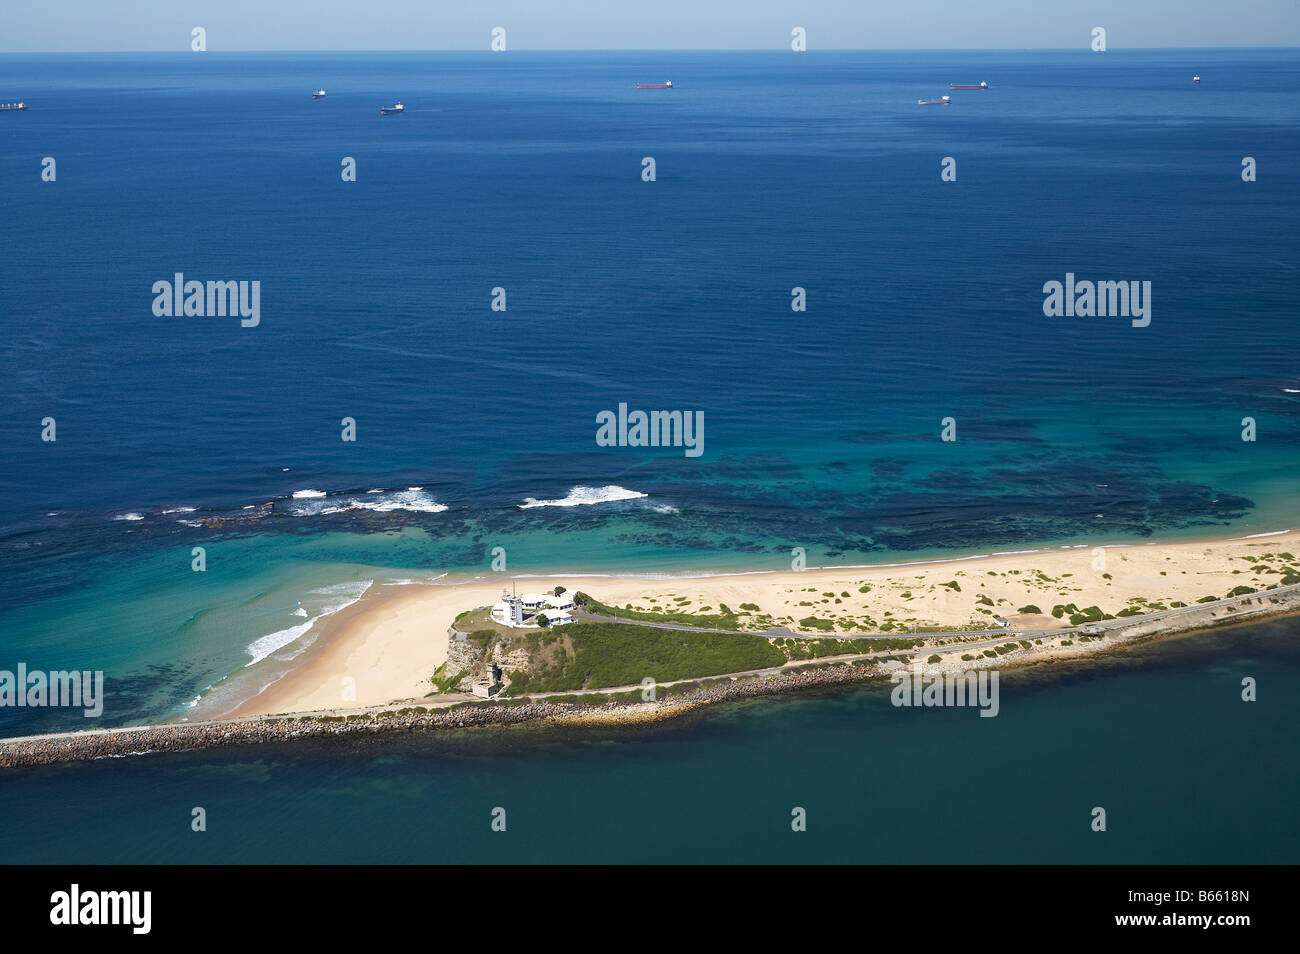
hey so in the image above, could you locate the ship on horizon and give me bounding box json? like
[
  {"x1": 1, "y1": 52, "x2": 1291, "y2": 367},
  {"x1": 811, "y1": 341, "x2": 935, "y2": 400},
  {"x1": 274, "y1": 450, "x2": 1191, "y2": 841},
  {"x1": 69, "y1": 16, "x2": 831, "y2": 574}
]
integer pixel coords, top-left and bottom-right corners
[
  {"x1": 312, "y1": 89, "x2": 326, "y2": 99},
  {"x1": 917, "y1": 95, "x2": 951, "y2": 105},
  {"x1": 380, "y1": 102, "x2": 404, "y2": 115},
  {"x1": 0, "y1": 101, "x2": 27, "y2": 111},
  {"x1": 950, "y1": 81, "x2": 988, "y2": 90},
  {"x1": 636, "y1": 81, "x2": 672, "y2": 89}
]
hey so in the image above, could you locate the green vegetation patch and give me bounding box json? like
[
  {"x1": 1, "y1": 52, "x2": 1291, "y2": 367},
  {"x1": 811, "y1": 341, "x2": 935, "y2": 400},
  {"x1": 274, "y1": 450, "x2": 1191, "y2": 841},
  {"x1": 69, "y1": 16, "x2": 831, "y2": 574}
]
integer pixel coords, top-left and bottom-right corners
[
  {"x1": 431, "y1": 662, "x2": 466, "y2": 693},
  {"x1": 503, "y1": 621, "x2": 785, "y2": 695},
  {"x1": 798, "y1": 616, "x2": 837, "y2": 631},
  {"x1": 783, "y1": 636, "x2": 923, "y2": 661},
  {"x1": 1067, "y1": 606, "x2": 1107, "y2": 626}
]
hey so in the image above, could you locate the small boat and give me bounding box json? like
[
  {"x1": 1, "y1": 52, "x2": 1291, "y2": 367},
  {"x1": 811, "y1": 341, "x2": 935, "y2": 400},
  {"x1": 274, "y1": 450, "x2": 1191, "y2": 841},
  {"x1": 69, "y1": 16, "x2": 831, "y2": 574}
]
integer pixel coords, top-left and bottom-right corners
[
  {"x1": 0, "y1": 101, "x2": 27, "y2": 111},
  {"x1": 380, "y1": 102, "x2": 404, "y2": 115},
  {"x1": 917, "y1": 95, "x2": 950, "y2": 105},
  {"x1": 1193, "y1": 74, "x2": 1201, "y2": 84},
  {"x1": 949, "y1": 81, "x2": 988, "y2": 90},
  {"x1": 636, "y1": 81, "x2": 672, "y2": 89},
  {"x1": 312, "y1": 89, "x2": 326, "y2": 99}
]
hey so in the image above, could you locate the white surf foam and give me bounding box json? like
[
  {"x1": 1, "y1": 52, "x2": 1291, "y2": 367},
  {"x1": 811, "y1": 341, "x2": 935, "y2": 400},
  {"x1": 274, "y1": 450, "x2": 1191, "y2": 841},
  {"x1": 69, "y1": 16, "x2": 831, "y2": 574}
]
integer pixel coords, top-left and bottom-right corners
[
  {"x1": 290, "y1": 488, "x2": 448, "y2": 515},
  {"x1": 383, "y1": 573, "x2": 450, "y2": 586},
  {"x1": 519, "y1": 485, "x2": 648, "y2": 509},
  {"x1": 346, "y1": 489, "x2": 448, "y2": 513},
  {"x1": 243, "y1": 580, "x2": 372, "y2": 666},
  {"x1": 114, "y1": 512, "x2": 144, "y2": 521},
  {"x1": 291, "y1": 489, "x2": 327, "y2": 499}
]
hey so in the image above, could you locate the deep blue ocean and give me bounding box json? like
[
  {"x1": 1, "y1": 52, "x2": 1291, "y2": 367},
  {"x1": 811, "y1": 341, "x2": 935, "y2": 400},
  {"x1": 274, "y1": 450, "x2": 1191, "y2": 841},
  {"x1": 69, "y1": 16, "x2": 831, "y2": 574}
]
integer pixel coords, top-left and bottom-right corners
[{"x1": 0, "y1": 50, "x2": 1297, "y2": 861}]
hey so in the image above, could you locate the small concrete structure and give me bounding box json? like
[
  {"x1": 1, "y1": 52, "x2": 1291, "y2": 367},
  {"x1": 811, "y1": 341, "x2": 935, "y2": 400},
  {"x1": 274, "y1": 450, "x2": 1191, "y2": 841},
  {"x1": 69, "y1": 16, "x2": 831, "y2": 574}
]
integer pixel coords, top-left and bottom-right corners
[{"x1": 471, "y1": 662, "x2": 503, "y2": 698}]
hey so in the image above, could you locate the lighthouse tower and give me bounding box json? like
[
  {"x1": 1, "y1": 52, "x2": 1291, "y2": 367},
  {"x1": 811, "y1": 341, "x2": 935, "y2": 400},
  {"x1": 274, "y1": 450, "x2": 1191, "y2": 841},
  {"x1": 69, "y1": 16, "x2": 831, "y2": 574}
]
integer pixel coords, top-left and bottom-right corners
[{"x1": 501, "y1": 590, "x2": 524, "y2": 626}]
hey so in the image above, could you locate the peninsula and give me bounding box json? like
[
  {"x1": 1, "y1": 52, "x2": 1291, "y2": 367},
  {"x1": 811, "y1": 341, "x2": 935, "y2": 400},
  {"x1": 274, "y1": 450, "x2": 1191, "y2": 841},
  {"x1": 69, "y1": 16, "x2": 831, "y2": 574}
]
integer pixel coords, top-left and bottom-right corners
[{"x1": 2, "y1": 529, "x2": 1298, "y2": 768}]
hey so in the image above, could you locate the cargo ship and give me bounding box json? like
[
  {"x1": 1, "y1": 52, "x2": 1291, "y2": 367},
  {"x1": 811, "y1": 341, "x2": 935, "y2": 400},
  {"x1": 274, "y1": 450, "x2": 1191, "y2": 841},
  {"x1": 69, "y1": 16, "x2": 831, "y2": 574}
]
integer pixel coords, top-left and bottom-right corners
[
  {"x1": 312, "y1": 89, "x2": 326, "y2": 99},
  {"x1": 949, "y1": 81, "x2": 988, "y2": 90},
  {"x1": 0, "y1": 101, "x2": 27, "y2": 111},
  {"x1": 380, "y1": 102, "x2": 404, "y2": 115},
  {"x1": 917, "y1": 95, "x2": 950, "y2": 105},
  {"x1": 636, "y1": 81, "x2": 672, "y2": 89},
  {"x1": 1193, "y1": 74, "x2": 1201, "y2": 84}
]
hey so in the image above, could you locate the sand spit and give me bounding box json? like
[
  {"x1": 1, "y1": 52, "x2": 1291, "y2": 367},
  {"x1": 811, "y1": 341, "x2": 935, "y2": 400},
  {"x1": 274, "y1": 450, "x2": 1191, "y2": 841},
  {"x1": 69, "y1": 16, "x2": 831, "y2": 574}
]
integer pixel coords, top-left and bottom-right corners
[
  {"x1": 227, "y1": 528, "x2": 1300, "y2": 717},
  {"x1": 4, "y1": 583, "x2": 1298, "y2": 769}
]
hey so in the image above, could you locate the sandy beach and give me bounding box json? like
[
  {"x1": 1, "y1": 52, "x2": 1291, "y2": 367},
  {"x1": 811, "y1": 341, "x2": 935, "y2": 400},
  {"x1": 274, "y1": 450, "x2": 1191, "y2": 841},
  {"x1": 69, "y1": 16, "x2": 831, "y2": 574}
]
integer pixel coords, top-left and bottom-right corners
[
  {"x1": 228, "y1": 528, "x2": 1300, "y2": 717},
  {"x1": 225, "y1": 585, "x2": 463, "y2": 718}
]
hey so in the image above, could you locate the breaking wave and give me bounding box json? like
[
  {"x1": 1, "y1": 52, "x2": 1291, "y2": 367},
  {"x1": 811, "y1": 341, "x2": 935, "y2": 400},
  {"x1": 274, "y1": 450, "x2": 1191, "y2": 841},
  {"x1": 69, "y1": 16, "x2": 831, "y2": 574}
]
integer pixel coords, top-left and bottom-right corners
[
  {"x1": 243, "y1": 580, "x2": 372, "y2": 666},
  {"x1": 289, "y1": 488, "x2": 448, "y2": 516},
  {"x1": 518, "y1": 485, "x2": 648, "y2": 509}
]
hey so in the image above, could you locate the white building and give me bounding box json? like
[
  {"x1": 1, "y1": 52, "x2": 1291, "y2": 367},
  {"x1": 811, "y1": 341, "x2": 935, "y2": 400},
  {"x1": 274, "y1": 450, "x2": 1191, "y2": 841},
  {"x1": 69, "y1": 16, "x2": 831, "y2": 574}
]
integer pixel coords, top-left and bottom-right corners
[
  {"x1": 489, "y1": 588, "x2": 578, "y2": 628},
  {"x1": 544, "y1": 590, "x2": 576, "y2": 612}
]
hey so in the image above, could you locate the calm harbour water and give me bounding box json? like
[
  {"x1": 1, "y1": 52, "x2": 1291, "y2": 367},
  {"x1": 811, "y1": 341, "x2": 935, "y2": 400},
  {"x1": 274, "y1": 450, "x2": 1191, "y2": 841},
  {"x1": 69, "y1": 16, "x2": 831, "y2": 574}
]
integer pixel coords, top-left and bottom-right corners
[{"x1": 1, "y1": 617, "x2": 1297, "y2": 863}]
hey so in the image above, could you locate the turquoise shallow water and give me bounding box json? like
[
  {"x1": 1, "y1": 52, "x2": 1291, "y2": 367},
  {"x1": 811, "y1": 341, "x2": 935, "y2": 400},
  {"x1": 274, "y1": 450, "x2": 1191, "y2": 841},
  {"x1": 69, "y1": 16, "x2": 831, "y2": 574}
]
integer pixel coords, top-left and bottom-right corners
[{"x1": 1, "y1": 617, "x2": 1296, "y2": 864}]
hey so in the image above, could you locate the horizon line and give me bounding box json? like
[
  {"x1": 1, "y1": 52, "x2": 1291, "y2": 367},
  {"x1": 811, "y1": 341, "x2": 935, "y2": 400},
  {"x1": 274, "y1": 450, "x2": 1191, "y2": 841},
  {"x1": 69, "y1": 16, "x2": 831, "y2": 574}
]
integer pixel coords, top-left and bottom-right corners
[{"x1": 3, "y1": 45, "x2": 1298, "y2": 54}]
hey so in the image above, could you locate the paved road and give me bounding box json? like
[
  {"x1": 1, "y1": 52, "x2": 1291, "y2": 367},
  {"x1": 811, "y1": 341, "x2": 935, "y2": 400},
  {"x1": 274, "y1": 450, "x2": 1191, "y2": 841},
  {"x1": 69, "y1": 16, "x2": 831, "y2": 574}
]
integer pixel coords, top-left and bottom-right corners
[{"x1": 572, "y1": 607, "x2": 1013, "y2": 640}]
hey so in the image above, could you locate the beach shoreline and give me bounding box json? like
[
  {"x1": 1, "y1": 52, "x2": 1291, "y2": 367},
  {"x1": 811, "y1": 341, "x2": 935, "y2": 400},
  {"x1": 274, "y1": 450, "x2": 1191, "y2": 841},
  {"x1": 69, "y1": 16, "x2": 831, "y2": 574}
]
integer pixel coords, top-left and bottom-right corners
[
  {"x1": 215, "y1": 585, "x2": 453, "y2": 721},
  {"x1": 3, "y1": 587, "x2": 1299, "y2": 769},
  {"x1": 210, "y1": 526, "x2": 1300, "y2": 720}
]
